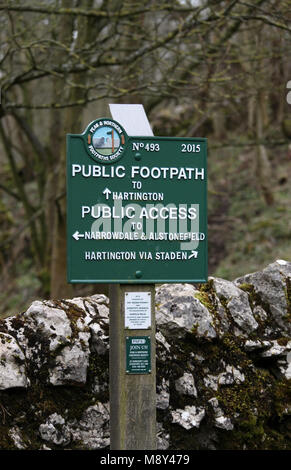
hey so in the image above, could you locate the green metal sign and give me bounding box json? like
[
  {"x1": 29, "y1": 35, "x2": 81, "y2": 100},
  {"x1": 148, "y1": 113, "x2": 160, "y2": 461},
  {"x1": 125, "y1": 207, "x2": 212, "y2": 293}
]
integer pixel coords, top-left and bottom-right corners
[
  {"x1": 67, "y1": 118, "x2": 207, "y2": 283},
  {"x1": 126, "y1": 336, "x2": 151, "y2": 374}
]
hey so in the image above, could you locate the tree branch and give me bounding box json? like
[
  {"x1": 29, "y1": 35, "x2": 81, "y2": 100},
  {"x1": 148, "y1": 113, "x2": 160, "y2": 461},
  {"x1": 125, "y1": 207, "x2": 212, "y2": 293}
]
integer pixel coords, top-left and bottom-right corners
[{"x1": 0, "y1": 3, "x2": 199, "y2": 19}]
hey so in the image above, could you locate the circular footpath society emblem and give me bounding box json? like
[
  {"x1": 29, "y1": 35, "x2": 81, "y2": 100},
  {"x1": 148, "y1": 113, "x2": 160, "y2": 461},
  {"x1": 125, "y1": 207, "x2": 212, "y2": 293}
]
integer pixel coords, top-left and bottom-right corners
[{"x1": 85, "y1": 118, "x2": 127, "y2": 164}]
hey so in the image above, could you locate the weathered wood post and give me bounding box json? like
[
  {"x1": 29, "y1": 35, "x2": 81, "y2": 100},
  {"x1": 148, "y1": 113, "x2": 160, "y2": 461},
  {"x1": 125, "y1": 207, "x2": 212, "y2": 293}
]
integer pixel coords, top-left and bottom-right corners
[
  {"x1": 109, "y1": 283, "x2": 156, "y2": 450},
  {"x1": 109, "y1": 104, "x2": 156, "y2": 450}
]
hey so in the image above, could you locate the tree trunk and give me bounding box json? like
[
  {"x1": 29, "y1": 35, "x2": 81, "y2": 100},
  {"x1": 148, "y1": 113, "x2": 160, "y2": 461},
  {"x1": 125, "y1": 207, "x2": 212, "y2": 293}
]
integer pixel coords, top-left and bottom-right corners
[
  {"x1": 50, "y1": 0, "x2": 97, "y2": 299},
  {"x1": 255, "y1": 92, "x2": 274, "y2": 206}
]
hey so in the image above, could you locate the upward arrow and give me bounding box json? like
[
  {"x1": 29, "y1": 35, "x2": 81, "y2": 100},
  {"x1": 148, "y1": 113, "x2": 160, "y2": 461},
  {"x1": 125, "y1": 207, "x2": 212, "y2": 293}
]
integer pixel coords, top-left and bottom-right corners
[{"x1": 103, "y1": 188, "x2": 112, "y2": 200}]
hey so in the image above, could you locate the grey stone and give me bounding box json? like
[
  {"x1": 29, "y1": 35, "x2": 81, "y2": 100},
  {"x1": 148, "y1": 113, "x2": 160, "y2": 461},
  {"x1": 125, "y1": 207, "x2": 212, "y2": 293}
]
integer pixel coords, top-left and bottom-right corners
[
  {"x1": 157, "y1": 422, "x2": 169, "y2": 450},
  {"x1": 155, "y1": 331, "x2": 171, "y2": 352},
  {"x1": 175, "y1": 372, "x2": 197, "y2": 397},
  {"x1": 38, "y1": 404, "x2": 110, "y2": 450},
  {"x1": 253, "y1": 305, "x2": 268, "y2": 322},
  {"x1": 156, "y1": 283, "x2": 216, "y2": 339},
  {"x1": 235, "y1": 260, "x2": 291, "y2": 333},
  {"x1": 89, "y1": 322, "x2": 109, "y2": 355},
  {"x1": 39, "y1": 413, "x2": 71, "y2": 446},
  {"x1": 9, "y1": 298, "x2": 95, "y2": 386},
  {"x1": 8, "y1": 426, "x2": 28, "y2": 449},
  {"x1": 157, "y1": 378, "x2": 170, "y2": 410},
  {"x1": 215, "y1": 302, "x2": 231, "y2": 336},
  {"x1": 24, "y1": 301, "x2": 72, "y2": 352},
  {"x1": 171, "y1": 405, "x2": 205, "y2": 430},
  {"x1": 69, "y1": 403, "x2": 110, "y2": 449},
  {"x1": 156, "y1": 331, "x2": 171, "y2": 362},
  {"x1": 91, "y1": 375, "x2": 108, "y2": 394},
  {"x1": 90, "y1": 294, "x2": 109, "y2": 306},
  {"x1": 211, "y1": 277, "x2": 258, "y2": 333},
  {"x1": 218, "y1": 365, "x2": 245, "y2": 386},
  {"x1": 66, "y1": 296, "x2": 109, "y2": 326},
  {"x1": 259, "y1": 340, "x2": 291, "y2": 358},
  {"x1": 244, "y1": 340, "x2": 272, "y2": 352},
  {"x1": 49, "y1": 343, "x2": 90, "y2": 385},
  {"x1": 209, "y1": 398, "x2": 234, "y2": 431},
  {"x1": 0, "y1": 261, "x2": 290, "y2": 450},
  {"x1": 278, "y1": 357, "x2": 291, "y2": 380},
  {"x1": 204, "y1": 374, "x2": 219, "y2": 391},
  {"x1": 204, "y1": 365, "x2": 245, "y2": 391},
  {"x1": 193, "y1": 353, "x2": 205, "y2": 363},
  {"x1": 0, "y1": 333, "x2": 29, "y2": 390}
]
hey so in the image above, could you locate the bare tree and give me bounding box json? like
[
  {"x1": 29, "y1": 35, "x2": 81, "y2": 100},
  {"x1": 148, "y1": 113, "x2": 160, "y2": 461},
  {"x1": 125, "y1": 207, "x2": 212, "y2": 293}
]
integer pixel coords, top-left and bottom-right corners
[{"x1": 0, "y1": 0, "x2": 290, "y2": 302}]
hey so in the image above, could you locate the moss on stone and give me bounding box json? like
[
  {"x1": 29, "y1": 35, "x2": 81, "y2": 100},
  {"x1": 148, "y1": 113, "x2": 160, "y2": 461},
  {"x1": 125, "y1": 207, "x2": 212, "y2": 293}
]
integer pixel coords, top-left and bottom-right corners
[
  {"x1": 195, "y1": 280, "x2": 223, "y2": 332},
  {"x1": 277, "y1": 337, "x2": 289, "y2": 346},
  {"x1": 237, "y1": 283, "x2": 271, "y2": 314},
  {"x1": 190, "y1": 323, "x2": 199, "y2": 335},
  {"x1": 0, "y1": 287, "x2": 289, "y2": 450},
  {"x1": 55, "y1": 300, "x2": 89, "y2": 340},
  {"x1": 284, "y1": 277, "x2": 291, "y2": 321},
  {"x1": 236, "y1": 282, "x2": 283, "y2": 337}
]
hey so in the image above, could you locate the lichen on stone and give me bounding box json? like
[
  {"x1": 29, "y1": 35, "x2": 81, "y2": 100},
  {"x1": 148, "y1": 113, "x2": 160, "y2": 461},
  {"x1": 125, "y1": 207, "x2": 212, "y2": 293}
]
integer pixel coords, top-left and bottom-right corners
[{"x1": 0, "y1": 261, "x2": 290, "y2": 450}]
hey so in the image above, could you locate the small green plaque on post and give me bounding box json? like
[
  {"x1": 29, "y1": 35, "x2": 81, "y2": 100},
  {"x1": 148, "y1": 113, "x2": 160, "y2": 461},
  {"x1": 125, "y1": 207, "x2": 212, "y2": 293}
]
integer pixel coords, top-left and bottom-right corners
[{"x1": 126, "y1": 336, "x2": 151, "y2": 374}]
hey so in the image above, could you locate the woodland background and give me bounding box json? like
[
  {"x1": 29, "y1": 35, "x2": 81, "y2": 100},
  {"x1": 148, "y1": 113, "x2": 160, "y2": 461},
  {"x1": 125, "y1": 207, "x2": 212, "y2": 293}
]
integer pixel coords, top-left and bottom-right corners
[{"x1": 0, "y1": 0, "x2": 290, "y2": 318}]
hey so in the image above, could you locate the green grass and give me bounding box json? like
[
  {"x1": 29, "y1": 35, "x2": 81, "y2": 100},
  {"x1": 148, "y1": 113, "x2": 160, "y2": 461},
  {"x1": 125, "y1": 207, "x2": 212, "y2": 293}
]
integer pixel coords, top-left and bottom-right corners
[{"x1": 209, "y1": 137, "x2": 291, "y2": 280}]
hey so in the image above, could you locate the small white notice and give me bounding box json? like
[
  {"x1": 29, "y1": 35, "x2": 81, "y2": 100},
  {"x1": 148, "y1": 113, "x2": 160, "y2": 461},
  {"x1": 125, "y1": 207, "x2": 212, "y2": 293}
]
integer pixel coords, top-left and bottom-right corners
[{"x1": 125, "y1": 292, "x2": 151, "y2": 329}]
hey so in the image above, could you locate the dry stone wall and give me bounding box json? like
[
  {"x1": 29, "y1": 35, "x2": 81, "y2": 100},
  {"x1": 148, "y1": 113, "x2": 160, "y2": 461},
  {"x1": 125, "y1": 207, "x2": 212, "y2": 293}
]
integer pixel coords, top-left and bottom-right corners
[{"x1": 0, "y1": 261, "x2": 290, "y2": 450}]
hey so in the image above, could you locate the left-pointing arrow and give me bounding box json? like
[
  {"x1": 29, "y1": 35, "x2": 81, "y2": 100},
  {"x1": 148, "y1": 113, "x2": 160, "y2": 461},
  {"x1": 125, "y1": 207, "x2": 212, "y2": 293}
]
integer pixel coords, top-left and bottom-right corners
[{"x1": 73, "y1": 231, "x2": 84, "y2": 241}]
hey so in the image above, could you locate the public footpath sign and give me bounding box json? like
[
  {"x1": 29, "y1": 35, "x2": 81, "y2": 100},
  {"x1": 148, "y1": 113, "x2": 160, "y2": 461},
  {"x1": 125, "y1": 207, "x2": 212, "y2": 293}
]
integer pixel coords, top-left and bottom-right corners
[
  {"x1": 67, "y1": 118, "x2": 207, "y2": 283},
  {"x1": 67, "y1": 112, "x2": 207, "y2": 450}
]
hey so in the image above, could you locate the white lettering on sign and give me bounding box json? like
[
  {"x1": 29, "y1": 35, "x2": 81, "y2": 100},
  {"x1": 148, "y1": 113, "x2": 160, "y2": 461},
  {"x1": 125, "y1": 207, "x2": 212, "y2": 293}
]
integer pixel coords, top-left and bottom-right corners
[
  {"x1": 71, "y1": 164, "x2": 204, "y2": 180},
  {"x1": 88, "y1": 201, "x2": 201, "y2": 251},
  {"x1": 73, "y1": 231, "x2": 205, "y2": 241},
  {"x1": 132, "y1": 142, "x2": 160, "y2": 152},
  {"x1": 81, "y1": 203, "x2": 197, "y2": 220},
  {"x1": 131, "y1": 338, "x2": 146, "y2": 344},
  {"x1": 72, "y1": 164, "x2": 125, "y2": 178},
  {"x1": 155, "y1": 251, "x2": 188, "y2": 260},
  {"x1": 131, "y1": 166, "x2": 204, "y2": 180},
  {"x1": 85, "y1": 251, "x2": 136, "y2": 260},
  {"x1": 125, "y1": 292, "x2": 151, "y2": 329},
  {"x1": 112, "y1": 192, "x2": 164, "y2": 201},
  {"x1": 83, "y1": 250, "x2": 199, "y2": 262}
]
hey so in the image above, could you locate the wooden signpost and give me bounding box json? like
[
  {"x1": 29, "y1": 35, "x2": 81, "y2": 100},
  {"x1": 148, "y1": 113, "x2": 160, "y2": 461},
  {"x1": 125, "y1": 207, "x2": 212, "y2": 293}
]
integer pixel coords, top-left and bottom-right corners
[
  {"x1": 66, "y1": 105, "x2": 207, "y2": 450},
  {"x1": 109, "y1": 283, "x2": 156, "y2": 449}
]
